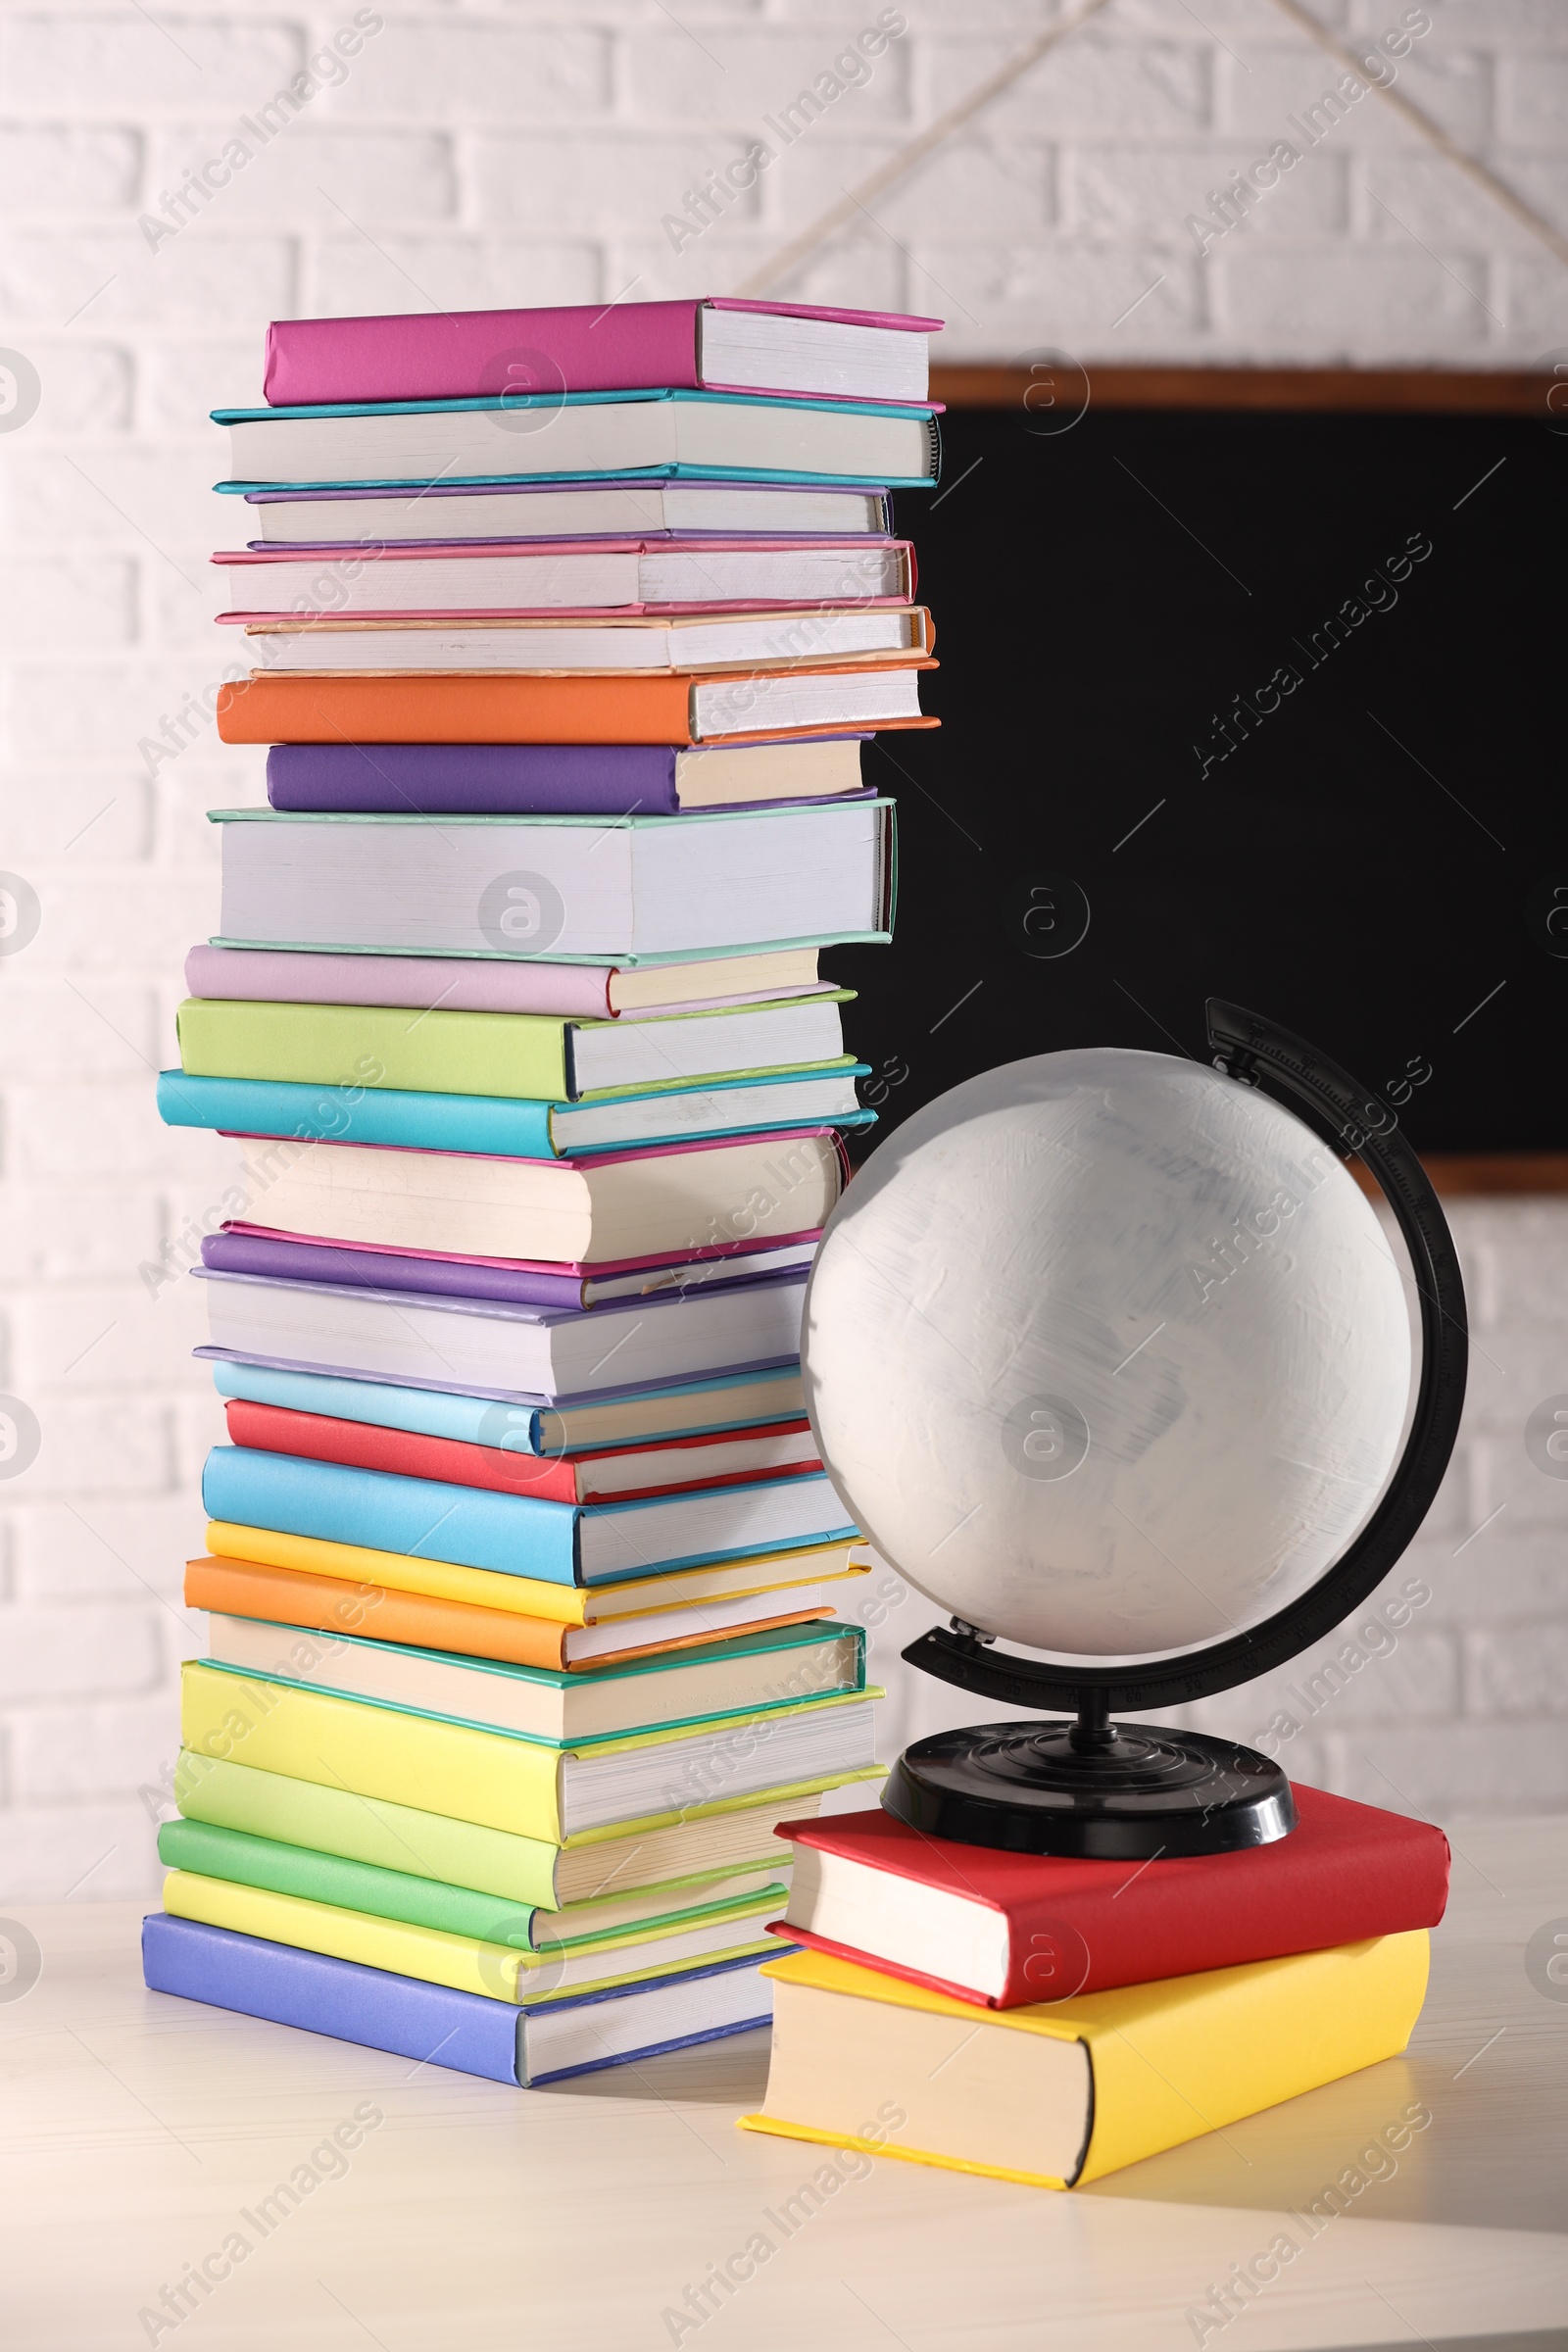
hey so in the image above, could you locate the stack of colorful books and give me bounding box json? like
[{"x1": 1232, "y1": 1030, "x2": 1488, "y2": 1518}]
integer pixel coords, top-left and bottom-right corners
[
  {"x1": 742, "y1": 1788, "x2": 1451, "y2": 2184},
  {"x1": 141, "y1": 295, "x2": 943, "y2": 2088}
]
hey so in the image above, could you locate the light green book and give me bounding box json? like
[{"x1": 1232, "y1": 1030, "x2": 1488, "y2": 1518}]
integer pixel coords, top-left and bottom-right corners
[
  {"x1": 157, "y1": 1815, "x2": 788, "y2": 1952},
  {"x1": 175, "y1": 989, "x2": 853, "y2": 1103},
  {"x1": 172, "y1": 1747, "x2": 874, "y2": 1908}
]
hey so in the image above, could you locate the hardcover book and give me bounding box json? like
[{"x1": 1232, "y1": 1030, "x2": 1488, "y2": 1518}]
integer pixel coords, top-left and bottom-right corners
[
  {"x1": 217, "y1": 662, "x2": 936, "y2": 747},
  {"x1": 143, "y1": 1914, "x2": 777, "y2": 2086},
  {"x1": 771, "y1": 1788, "x2": 1451, "y2": 2007},
  {"x1": 742, "y1": 1936, "x2": 1432, "y2": 2188},
  {"x1": 262, "y1": 298, "x2": 940, "y2": 408},
  {"x1": 260, "y1": 740, "x2": 868, "y2": 818}
]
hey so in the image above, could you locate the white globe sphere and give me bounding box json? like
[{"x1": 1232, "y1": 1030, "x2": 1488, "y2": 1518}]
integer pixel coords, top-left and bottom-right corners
[{"x1": 804, "y1": 1049, "x2": 1412, "y2": 1658}]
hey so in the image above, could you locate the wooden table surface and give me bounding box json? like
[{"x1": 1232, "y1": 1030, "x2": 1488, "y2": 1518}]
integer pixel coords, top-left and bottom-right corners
[{"x1": 4, "y1": 1815, "x2": 1566, "y2": 2352}]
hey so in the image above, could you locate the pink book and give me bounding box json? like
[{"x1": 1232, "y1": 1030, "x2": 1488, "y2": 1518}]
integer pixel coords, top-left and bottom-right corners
[
  {"x1": 264, "y1": 300, "x2": 942, "y2": 410},
  {"x1": 210, "y1": 534, "x2": 914, "y2": 623},
  {"x1": 183, "y1": 944, "x2": 835, "y2": 1021}
]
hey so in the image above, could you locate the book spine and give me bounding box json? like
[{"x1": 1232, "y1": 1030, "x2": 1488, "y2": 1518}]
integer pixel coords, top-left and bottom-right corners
[
  {"x1": 200, "y1": 1445, "x2": 580, "y2": 1586},
  {"x1": 218, "y1": 672, "x2": 700, "y2": 747},
  {"x1": 175, "y1": 997, "x2": 571, "y2": 1105},
  {"x1": 221, "y1": 1398, "x2": 583, "y2": 1496},
  {"x1": 157, "y1": 1817, "x2": 541, "y2": 1946},
  {"x1": 182, "y1": 1550, "x2": 578, "y2": 1669},
  {"x1": 178, "y1": 1660, "x2": 564, "y2": 1839},
  {"x1": 266, "y1": 741, "x2": 682, "y2": 815},
  {"x1": 204, "y1": 1237, "x2": 588, "y2": 1311},
  {"x1": 142, "y1": 1913, "x2": 522, "y2": 2084},
  {"x1": 263, "y1": 303, "x2": 703, "y2": 408}
]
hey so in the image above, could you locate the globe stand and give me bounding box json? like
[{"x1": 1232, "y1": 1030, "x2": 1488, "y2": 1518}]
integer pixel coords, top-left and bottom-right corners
[
  {"x1": 882, "y1": 1001, "x2": 1469, "y2": 1862},
  {"x1": 884, "y1": 1689, "x2": 1297, "y2": 1861}
]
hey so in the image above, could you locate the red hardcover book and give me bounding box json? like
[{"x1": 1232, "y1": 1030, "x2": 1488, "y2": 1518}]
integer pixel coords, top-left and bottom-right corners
[
  {"x1": 767, "y1": 1788, "x2": 1449, "y2": 2008},
  {"x1": 223, "y1": 1397, "x2": 822, "y2": 1506}
]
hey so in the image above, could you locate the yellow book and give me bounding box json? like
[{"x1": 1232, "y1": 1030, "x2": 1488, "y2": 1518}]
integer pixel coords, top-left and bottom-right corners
[
  {"x1": 180, "y1": 1659, "x2": 878, "y2": 1845},
  {"x1": 162, "y1": 1869, "x2": 781, "y2": 2005},
  {"x1": 740, "y1": 1936, "x2": 1430, "y2": 2188},
  {"x1": 205, "y1": 1521, "x2": 859, "y2": 1625}
]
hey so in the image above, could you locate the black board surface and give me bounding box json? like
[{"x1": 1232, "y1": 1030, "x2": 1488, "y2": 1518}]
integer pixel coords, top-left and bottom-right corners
[{"x1": 837, "y1": 404, "x2": 1563, "y2": 1156}]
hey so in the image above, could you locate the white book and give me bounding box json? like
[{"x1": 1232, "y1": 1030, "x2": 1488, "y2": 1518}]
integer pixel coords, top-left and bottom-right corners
[
  {"x1": 214, "y1": 802, "x2": 894, "y2": 961},
  {"x1": 196, "y1": 1264, "x2": 808, "y2": 1401},
  {"x1": 218, "y1": 395, "x2": 939, "y2": 492},
  {"x1": 244, "y1": 605, "x2": 931, "y2": 673},
  {"x1": 215, "y1": 541, "x2": 910, "y2": 617},
  {"x1": 247, "y1": 482, "x2": 893, "y2": 544}
]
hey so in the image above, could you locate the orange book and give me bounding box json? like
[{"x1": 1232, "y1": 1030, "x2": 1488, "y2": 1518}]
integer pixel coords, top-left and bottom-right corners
[
  {"x1": 183, "y1": 1552, "x2": 837, "y2": 1673},
  {"x1": 216, "y1": 661, "x2": 939, "y2": 748}
]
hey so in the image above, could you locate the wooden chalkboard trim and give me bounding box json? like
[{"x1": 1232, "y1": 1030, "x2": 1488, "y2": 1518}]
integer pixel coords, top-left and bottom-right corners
[
  {"x1": 1348, "y1": 1153, "x2": 1568, "y2": 1199},
  {"x1": 930, "y1": 366, "x2": 1554, "y2": 416}
]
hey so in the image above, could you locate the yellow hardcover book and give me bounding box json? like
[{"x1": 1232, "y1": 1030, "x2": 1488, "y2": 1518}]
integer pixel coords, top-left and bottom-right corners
[
  {"x1": 162, "y1": 1869, "x2": 781, "y2": 2005},
  {"x1": 739, "y1": 1936, "x2": 1430, "y2": 2188},
  {"x1": 205, "y1": 1521, "x2": 859, "y2": 1625},
  {"x1": 179, "y1": 1659, "x2": 878, "y2": 1845}
]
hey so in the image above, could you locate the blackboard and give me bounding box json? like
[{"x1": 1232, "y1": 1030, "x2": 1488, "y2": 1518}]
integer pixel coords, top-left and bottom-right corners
[{"x1": 835, "y1": 403, "x2": 1563, "y2": 1156}]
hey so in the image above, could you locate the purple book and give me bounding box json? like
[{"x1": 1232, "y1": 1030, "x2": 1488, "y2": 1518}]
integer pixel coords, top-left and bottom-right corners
[
  {"x1": 142, "y1": 1914, "x2": 773, "y2": 2087},
  {"x1": 266, "y1": 740, "x2": 869, "y2": 816},
  {"x1": 200, "y1": 1229, "x2": 814, "y2": 1309}
]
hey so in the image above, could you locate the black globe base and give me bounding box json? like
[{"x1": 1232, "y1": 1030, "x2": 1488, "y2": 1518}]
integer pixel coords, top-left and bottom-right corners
[{"x1": 882, "y1": 1715, "x2": 1297, "y2": 1860}]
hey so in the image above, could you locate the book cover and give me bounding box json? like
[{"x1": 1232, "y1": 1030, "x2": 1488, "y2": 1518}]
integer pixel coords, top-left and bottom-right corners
[
  {"x1": 741, "y1": 1935, "x2": 1432, "y2": 2188},
  {"x1": 262, "y1": 299, "x2": 941, "y2": 408},
  {"x1": 772, "y1": 1788, "x2": 1451, "y2": 2007}
]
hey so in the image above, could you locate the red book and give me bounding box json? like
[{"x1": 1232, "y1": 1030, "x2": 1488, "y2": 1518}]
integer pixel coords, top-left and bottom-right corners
[
  {"x1": 223, "y1": 1397, "x2": 821, "y2": 1506},
  {"x1": 768, "y1": 1787, "x2": 1449, "y2": 2008}
]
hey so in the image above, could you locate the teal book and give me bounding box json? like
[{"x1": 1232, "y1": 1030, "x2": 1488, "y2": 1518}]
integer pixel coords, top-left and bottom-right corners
[{"x1": 156, "y1": 1064, "x2": 873, "y2": 1157}]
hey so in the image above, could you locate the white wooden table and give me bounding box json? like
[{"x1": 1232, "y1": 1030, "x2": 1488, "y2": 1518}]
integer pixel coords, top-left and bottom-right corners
[{"x1": 4, "y1": 1816, "x2": 1566, "y2": 2351}]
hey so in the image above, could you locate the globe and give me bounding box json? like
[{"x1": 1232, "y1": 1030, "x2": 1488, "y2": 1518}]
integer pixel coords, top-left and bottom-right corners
[{"x1": 804, "y1": 1048, "x2": 1413, "y2": 1662}]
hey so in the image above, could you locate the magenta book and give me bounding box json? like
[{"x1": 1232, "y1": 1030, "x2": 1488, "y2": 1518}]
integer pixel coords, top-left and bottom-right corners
[{"x1": 264, "y1": 298, "x2": 942, "y2": 409}]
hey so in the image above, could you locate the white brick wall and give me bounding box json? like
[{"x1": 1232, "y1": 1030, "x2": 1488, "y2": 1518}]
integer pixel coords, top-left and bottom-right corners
[{"x1": 1, "y1": 0, "x2": 1565, "y2": 1901}]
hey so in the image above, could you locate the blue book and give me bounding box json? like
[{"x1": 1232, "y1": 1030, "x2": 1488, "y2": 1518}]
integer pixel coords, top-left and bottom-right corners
[
  {"x1": 156, "y1": 1065, "x2": 873, "y2": 1158},
  {"x1": 142, "y1": 1914, "x2": 772, "y2": 2086},
  {"x1": 211, "y1": 1359, "x2": 808, "y2": 1456},
  {"x1": 201, "y1": 1446, "x2": 854, "y2": 1586}
]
